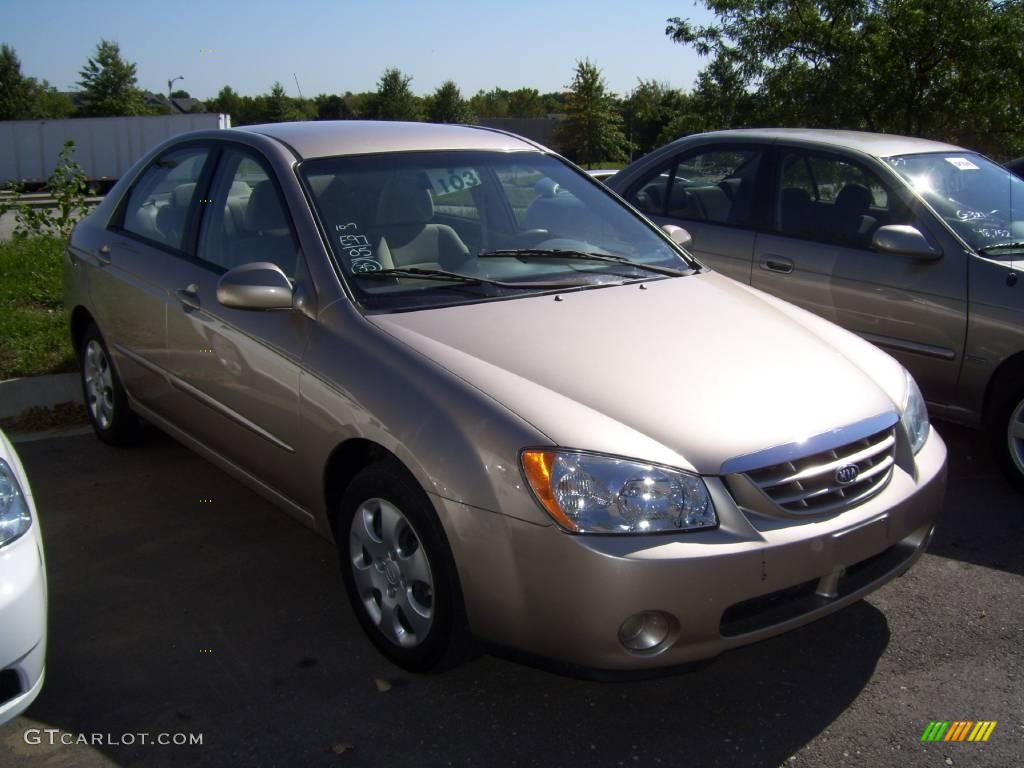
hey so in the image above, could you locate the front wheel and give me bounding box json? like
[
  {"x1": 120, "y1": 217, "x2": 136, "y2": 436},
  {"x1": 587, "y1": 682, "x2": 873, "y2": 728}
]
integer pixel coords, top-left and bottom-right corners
[
  {"x1": 335, "y1": 461, "x2": 472, "y2": 671},
  {"x1": 991, "y1": 384, "x2": 1024, "y2": 493}
]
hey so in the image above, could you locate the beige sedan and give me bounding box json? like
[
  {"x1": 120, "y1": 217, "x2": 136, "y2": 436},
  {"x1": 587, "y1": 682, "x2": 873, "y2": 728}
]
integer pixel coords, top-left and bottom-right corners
[{"x1": 65, "y1": 121, "x2": 945, "y2": 673}]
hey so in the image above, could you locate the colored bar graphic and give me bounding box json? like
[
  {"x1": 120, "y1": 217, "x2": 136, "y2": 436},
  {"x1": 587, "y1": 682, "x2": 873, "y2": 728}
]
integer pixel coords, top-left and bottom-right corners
[
  {"x1": 945, "y1": 721, "x2": 972, "y2": 741},
  {"x1": 921, "y1": 721, "x2": 950, "y2": 741},
  {"x1": 922, "y1": 720, "x2": 996, "y2": 742}
]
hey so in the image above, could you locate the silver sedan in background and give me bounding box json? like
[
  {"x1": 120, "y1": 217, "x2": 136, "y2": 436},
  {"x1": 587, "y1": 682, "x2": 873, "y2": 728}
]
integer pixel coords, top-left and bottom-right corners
[{"x1": 610, "y1": 129, "x2": 1024, "y2": 491}]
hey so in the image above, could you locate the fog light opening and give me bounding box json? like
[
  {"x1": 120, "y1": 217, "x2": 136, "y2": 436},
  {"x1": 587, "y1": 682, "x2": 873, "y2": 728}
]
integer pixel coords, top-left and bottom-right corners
[{"x1": 618, "y1": 611, "x2": 677, "y2": 654}]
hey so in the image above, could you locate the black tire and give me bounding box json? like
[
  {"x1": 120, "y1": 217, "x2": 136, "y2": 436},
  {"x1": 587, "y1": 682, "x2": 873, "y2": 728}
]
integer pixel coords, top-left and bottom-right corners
[
  {"x1": 334, "y1": 460, "x2": 473, "y2": 672},
  {"x1": 79, "y1": 323, "x2": 143, "y2": 446},
  {"x1": 990, "y1": 383, "x2": 1024, "y2": 493}
]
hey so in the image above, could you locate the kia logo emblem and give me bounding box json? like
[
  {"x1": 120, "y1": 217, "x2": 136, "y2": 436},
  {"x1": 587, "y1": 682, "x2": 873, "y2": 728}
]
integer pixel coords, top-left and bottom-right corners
[{"x1": 835, "y1": 464, "x2": 860, "y2": 485}]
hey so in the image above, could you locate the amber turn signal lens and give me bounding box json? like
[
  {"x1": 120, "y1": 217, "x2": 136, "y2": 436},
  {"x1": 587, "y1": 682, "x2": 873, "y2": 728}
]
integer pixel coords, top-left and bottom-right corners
[{"x1": 521, "y1": 449, "x2": 579, "y2": 532}]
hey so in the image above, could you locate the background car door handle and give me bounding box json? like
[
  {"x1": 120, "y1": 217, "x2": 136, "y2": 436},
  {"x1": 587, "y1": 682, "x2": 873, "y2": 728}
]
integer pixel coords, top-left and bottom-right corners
[
  {"x1": 96, "y1": 244, "x2": 112, "y2": 265},
  {"x1": 175, "y1": 283, "x2": 201, "y2": 309},
  {"x1": 760, "y1": 256, "x2": 794, "y2": 274}
]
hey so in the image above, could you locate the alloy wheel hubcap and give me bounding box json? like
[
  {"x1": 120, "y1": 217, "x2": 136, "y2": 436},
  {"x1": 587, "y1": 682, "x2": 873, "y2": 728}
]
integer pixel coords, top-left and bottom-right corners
[
  {"x1": 1009, "y1": 397, "x2": 1024, "y2": 476},
  {"x1": 84, "y1": 340, "x2": 115, "y2": 430},
  {"x1": 349, "y1": 498, "x2": 434, "y2": 648}
]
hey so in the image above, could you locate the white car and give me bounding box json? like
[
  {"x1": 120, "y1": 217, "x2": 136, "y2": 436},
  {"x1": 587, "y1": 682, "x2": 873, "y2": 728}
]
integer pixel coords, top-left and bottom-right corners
[{"x1": 0, "y1": 429, "x2": 46, "y2": 724}]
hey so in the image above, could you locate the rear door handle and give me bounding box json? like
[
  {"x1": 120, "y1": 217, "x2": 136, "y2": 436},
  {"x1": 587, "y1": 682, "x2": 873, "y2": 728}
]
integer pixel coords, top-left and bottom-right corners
[
  {"x1": 759, "y1": 255, "x2": 794, "y2": 274},
  {"x1": 96, "y1": 244, "x2": 112, "y2": 265},
  {"x1": 175, "y1": 283, "x2": 200, "y2": 309}
]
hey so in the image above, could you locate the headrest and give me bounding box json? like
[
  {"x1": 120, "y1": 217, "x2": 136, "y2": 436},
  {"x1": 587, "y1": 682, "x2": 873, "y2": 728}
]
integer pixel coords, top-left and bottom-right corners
[
  {"x1": 172, "y1": 183, "x2": 196, "y2": 208},
  {"x1": 377, "y1": 174, "x2": 434, "y2": 226},
  {"x1": 835, "y1": 183, "x2": 872, "y2": 214},
  {"x1": 228, "y1": 180, "x2": 251, "y2": 198},
  {"x1": 534, "y1": 178, "x2": 560, "y2": 198},
  {"x1": 245, "y1": 180, "x2": 289, "y2": 232}
]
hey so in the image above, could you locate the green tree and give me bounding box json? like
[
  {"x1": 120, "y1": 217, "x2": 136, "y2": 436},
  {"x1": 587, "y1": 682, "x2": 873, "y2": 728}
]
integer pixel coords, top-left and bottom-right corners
[
  {"x1": 370, "y1": 68, "x2": 421, "y2": 121},
  {"x1": 0, "y1": 141, "x2": 92, "y2": 239},
  {"x1": 312, "y1": 92, "x2": 356, "y2": 120},
  {"x1": 468, "y1": 87, "x2": 510, "y2": 118},
  {"x1": 265, "y1": 81, "x2": 302, "y2": 122},
  {"x1": 666, "y1": 0, "x2": 1024, "y2": 158},
  {"x1": 426, "y1": 80, "x2": 475, "y2": 124},
  {"x1": 345, "y1": 91, "x2": 374, "y2": 118},
  {"x1": 541, "y1": 91, "x2": 566, "y2": 114},
  {"x1": 507, "y1": 87, "x2": 545, "y2": 118},
  {"x1": 622, "y1": 80, "x2": 694, "y2": 155},
  {"x1": 77, "y1": 40, "x2": 145, "y2": 116},
  {"x1": 558, "y1": 60, "x2": 630, "y2": 167},
  {"x1": 207, "y1": 85, "x2": 242, "y2": 118},
  {"x1": 0, "y1": 44, "x2": 31, "y2": 119},
  {"x1": 25, "y1": 78, "x2": 75, "y2": 119}
]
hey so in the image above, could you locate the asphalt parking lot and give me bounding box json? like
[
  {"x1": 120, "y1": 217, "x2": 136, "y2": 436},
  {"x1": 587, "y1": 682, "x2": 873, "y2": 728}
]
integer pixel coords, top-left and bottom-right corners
[{"x1": 0, "y1": 422, "x2": 1021, "y2": 768}]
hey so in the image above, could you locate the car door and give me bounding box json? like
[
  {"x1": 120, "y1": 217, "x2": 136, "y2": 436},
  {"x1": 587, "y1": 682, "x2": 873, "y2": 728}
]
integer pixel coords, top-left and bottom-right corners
[
  {"x1": 621, "y1": 144, "x2": 764, "y2": 283},
  {"x1": 92, "y1": 144, "x2": 214, "y2": 415},
  {"x1": 163, "y1": 145, "x2": 312, "y2": 502},
  {"x1": 751, "y1": 147, "x2": 967, "y2": 404}
]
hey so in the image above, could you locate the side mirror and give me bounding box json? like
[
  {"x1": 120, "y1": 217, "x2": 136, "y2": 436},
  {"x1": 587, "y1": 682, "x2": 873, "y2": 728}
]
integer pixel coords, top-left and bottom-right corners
[
  {"x1": 216, "y1": 262, "x2": 293, "y2": 310},
  {"x1": 662, "y1": 224, "x2": 693, "y2": 249},
  {"x1": 872, "y1": 225, "x2": 942, "y2": 260}
]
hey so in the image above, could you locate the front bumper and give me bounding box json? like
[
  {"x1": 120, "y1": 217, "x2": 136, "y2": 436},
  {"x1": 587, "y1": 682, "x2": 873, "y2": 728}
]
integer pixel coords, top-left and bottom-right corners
[
  {"x1": 434, "y1": 427, "x2": 946, "y2": 671},
  {"x1": 0, "y1": 525, "x2": 48, "y2": 725}
]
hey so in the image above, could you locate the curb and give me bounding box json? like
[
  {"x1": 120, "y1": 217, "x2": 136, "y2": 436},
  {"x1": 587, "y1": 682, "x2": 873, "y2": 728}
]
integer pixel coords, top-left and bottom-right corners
[{"x1": 0, "y1": 373, "x2": 82, "y2": 420}]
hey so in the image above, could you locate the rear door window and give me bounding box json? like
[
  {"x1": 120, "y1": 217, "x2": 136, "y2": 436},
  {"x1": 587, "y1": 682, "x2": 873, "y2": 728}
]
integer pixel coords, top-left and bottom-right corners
[
  {"x1": 627, "y1": 147, "x2": 761, "y2": 226},
  {"x1": 119, "y1": 147, "x2": 211, "y2": 252}
]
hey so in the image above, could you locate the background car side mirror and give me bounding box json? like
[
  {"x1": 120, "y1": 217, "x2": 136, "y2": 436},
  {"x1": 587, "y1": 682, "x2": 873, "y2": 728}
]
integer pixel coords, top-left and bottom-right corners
[
  {"x1": 661, "y1": 224, "x2": 694, "y2": 249},
  {"x1": 872, "y1": 225, "x2": 942, "y2": 260},
  {"x1": 216, "y1": 262, "x2": 293, "y2": 310}
]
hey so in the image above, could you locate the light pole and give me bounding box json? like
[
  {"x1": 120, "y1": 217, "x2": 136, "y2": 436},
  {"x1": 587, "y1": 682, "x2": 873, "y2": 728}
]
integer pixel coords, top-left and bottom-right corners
[{"x1": 167, "y1": 75, "x2": 184, "y2": 110}]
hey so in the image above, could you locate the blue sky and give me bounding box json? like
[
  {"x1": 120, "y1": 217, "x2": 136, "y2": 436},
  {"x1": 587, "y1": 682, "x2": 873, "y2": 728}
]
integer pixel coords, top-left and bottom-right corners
[{"x1": 5, "y1": 0, "x2": 714, "y2": 100}]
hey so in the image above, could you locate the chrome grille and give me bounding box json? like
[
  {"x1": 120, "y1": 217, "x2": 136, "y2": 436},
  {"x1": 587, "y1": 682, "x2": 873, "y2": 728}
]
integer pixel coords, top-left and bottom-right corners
[{"x1": 746, "y1": 427, "x2": 896, "y2": 515}]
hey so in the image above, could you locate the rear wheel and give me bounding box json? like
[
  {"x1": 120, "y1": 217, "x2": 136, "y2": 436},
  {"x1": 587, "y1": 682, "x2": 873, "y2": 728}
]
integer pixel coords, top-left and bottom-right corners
[
  {"x1": 991, "y1": 383, "x2": 1024, "y2": 493},
  {"x1": 335, "y1": 461, "x2": 472, "y2": 671},
  {"x1": 80, "y1": 324, "x2": 143, "y2": 446}
]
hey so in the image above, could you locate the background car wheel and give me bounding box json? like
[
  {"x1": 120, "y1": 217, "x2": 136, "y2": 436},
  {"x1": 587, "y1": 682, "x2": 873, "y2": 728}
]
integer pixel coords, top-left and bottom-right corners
[
  {"x1": 335, "y1": 460, "x2": 472, "y2": 672},
  {"x1": 991, "y1": 383, "x2": 1024, "y2": 493},
  {"x1": 80, "y1": 324, "x2": 143, "y2": 446}
]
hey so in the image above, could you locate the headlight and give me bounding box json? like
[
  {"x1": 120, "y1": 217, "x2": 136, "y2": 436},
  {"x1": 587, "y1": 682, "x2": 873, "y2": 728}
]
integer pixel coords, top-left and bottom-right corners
[
  {"x1": 521, "y1": 449, "x2": 717, "y2": 534},
  {"x1": 901, "y1": 369, "x2": 930, "y2": 454},
  {"x1": 0, "y1": 458, "x2": 32, "y2": 548}
]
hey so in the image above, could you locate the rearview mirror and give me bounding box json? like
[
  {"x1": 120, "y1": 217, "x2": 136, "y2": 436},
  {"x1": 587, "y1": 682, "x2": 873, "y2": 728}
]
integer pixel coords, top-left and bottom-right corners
[
  {"x1": 661, "y1": 224, "x2": 693, "y2": 249},
  {"x1": 217, "y1": 262, "x2": 293, "y2": 310},
  {"x1": 872, "y1": 225, "x2": 941, "y2": 260}
]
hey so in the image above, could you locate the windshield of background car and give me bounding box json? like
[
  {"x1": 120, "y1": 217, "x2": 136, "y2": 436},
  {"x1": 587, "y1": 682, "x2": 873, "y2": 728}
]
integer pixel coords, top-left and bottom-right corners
[
  {"x1": 301, "y1": 150, "x2": 693, "y2": 311},
  {"x1": 884, "y1": 152, "x2": 1024, "y2": 253}
]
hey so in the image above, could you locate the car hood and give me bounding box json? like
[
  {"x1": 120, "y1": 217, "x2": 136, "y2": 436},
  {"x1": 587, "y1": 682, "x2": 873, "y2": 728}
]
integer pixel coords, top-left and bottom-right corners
[{"x1": 368, "y1": 272, "x2": 901, "y2": 475}]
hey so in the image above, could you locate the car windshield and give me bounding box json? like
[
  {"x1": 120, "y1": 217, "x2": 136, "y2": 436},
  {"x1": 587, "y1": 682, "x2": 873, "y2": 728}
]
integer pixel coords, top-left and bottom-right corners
[
  {"x1": 301, "y1": 150, "x2": 693, "y2": 311},
  {"x1": 884, "y1": 152, "x2": 1024, "y2": 254}
]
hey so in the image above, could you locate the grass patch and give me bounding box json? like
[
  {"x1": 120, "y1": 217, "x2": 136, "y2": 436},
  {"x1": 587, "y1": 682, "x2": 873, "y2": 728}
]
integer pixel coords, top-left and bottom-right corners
[{"x1": 0, "y1": 236, "x2": 76, "y2": 379}]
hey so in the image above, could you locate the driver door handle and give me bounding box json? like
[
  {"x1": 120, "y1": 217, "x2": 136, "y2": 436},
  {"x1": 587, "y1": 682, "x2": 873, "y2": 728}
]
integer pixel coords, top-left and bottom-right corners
[
  {"x1": 175, "y1": 283, "x2": 200, "y2": 309},
  {"x1": 96, "y1": 244, "x2": 112, "y2": 265},
  {"x1": 760, "y1": 255, "x2": 794, "y2": 274}
]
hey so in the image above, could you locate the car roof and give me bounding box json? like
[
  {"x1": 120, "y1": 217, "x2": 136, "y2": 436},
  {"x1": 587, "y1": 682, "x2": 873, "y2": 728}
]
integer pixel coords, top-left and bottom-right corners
[
  {"x1": 689, "y1": 128, "x2": 966, "y2": 158},
  {"x1": 234, "y1": 120, "x2": 540, "y2": 159}
]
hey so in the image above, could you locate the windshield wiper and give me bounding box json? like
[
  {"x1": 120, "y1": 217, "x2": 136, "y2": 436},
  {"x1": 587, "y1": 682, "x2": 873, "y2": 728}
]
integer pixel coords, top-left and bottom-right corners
[
  {"x1": 352, "y1": 267, "x2": 585, "y2": 290},
  {"x1": 977, "y1": 241, "x2": 1024, "y2": 255},
  {"x1": 477, "y1": 249, "x2": 688, "y2": 277}
]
